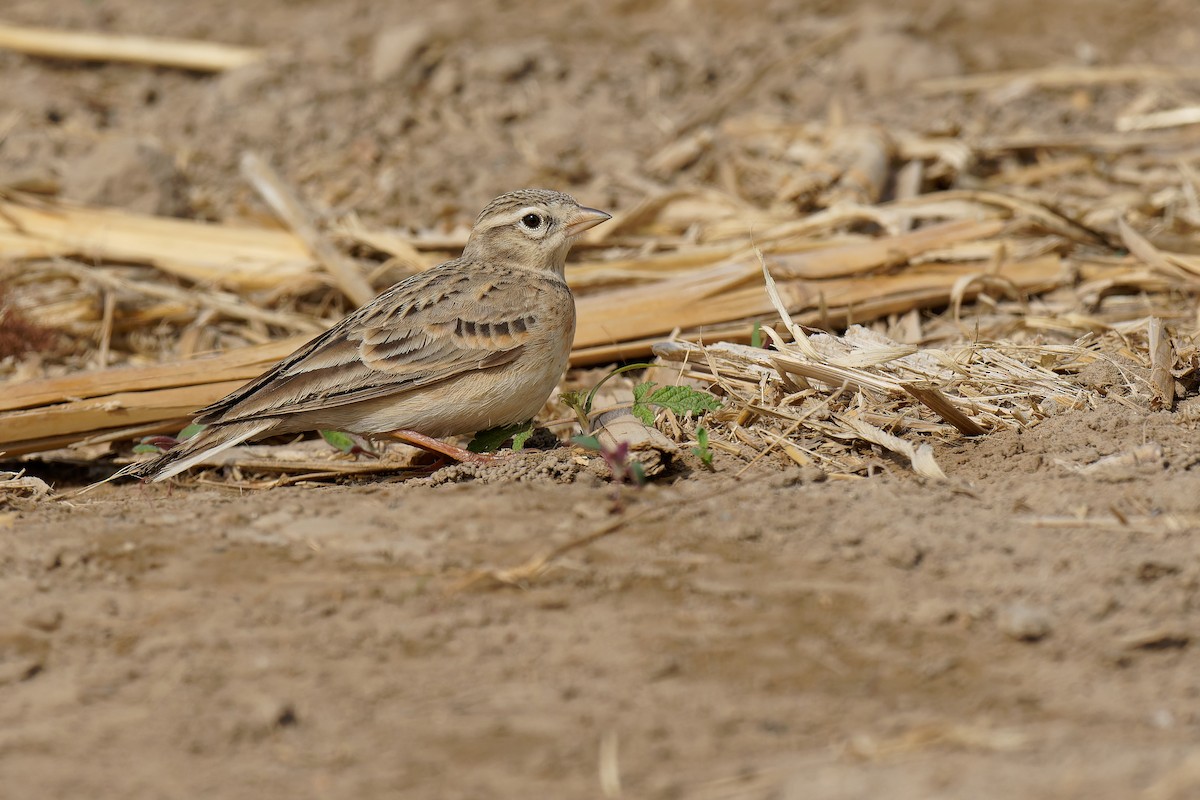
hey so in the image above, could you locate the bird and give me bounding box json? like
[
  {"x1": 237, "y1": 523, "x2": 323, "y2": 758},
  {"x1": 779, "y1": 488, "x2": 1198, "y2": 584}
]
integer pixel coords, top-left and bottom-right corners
[{"x1": 112, "y1": 189, "x2": 610, "y2": 483}]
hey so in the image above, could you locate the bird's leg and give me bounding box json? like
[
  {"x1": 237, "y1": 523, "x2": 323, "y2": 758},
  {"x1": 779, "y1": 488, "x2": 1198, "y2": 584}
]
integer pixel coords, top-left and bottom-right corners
[{"x1": 387, "y1": 430, "x2": 497, "y2": 464}]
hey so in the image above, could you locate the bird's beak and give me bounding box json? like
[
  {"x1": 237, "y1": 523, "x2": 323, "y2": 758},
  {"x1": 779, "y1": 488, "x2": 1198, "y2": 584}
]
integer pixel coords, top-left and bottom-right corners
[{"x1": 564, "y1": 206, "x2": 611, "y2": 238}]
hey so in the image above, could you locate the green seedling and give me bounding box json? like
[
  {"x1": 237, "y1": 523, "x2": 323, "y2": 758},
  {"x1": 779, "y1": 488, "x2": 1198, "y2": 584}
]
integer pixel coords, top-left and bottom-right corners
[
  {"x1": 558, "y1": 389, "x2": 589, "y2": 430},
  {"x1": 572, "y1": 434, "x2": 646, "y2": 487},
  {"x1": 561, "y1": 362, "x2": 657, "y2": 430},
  {"x1": 320, "y1": 430, "x2": 357, "y2": 453},
  {"x1": 468, "y1": 421, "x2": 535, "y2": 454},
  {"x1": 693, "y1": 426, "x2": 714, "y2": 468},
  {"x1": 564, "y1": 364, "x2": 723, "y2": 431},
  {"x1": 319, "y1": 430, "x2": 375, "y2": 456}
]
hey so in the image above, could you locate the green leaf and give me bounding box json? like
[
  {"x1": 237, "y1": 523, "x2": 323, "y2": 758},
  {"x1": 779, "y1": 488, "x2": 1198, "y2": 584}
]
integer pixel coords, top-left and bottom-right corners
[
  {"x1": 631, "y1": 381, "x2": 657, "y2": 424},
  {"x1": 632, "y1": 381, "x2": 655, "y2": 404},
  {"x1": 511, "y1": 428, "x2": 534, "y2": 451},
  {"x1": 631, "y1": 382, "x2": 722, "y2": 425},
  {"x1": 631, "y1": 405, "x2": 655, "y2": 425},
  {"x1": 320, "y1": 430, "x2": 357, "y2": 453},
  {"x1": 132, "y1": 443, "x2": 162, "y2": 454},
  {"x1": 178, "y1": 423, "x2": 206, "y2": 440},
  {"x1": 468, "y1": 421, "x2": 533, "y2": 453},
  {"x1": 647, "y1": 384, "x2": 723, "y2": 416},
  {"x1": 750, "y1": 321, "x2": 762, "y2": 349},
  {"x1": 571, "y1": 434, "x2": 602, "y2": 451}
]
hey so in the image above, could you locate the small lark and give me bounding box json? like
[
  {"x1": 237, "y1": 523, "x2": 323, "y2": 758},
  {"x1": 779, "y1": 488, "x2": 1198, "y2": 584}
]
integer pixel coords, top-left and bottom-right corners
[{"x1": 120, "y1": 189, "x2": 609, "y2": 482}]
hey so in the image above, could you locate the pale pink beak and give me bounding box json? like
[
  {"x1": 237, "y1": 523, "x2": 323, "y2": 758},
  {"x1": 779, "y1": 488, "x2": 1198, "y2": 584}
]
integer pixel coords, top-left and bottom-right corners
[{"x1": 564, "y1": 206, "x2": 611, "y2": 238}]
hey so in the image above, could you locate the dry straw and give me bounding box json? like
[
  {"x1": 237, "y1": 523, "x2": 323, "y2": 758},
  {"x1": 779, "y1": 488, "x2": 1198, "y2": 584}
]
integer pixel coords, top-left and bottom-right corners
[
  {"x1": 3, "y1": 85, "x2": 1199, "y2": 479},
  {"x1": 0, "y1": 20, "x2": 263, "y2": 72}
]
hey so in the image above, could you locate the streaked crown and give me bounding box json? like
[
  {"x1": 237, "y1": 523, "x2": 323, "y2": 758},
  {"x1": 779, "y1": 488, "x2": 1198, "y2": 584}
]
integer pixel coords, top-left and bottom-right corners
[
  {"x1": 475, "y1": 189, "x2": 579, "y2": 224},
  {"x1": 463, "y1": 189, "x2": 609, "y2": 274}
]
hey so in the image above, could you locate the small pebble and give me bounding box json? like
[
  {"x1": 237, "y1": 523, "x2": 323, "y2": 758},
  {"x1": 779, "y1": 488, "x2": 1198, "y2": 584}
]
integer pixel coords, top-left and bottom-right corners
[
  {"x1": 23, "y1": 608, "x2": 64, "y2": 633},
  {"x1": 883, "y1": 537, "x2": 925, "y2": 570},
  {"x1": 369, "y1": 23, "x2": 432, "y2": 83},
  {"x1": 909, "y1": 598, "x2": 960, "y2": 626},
  {"x1": 1150, "y1": 709, "x2": 1176, "y2": 729},
  {"x1": 997, "y1": 603, "x2": 1052, "y2": 642}
]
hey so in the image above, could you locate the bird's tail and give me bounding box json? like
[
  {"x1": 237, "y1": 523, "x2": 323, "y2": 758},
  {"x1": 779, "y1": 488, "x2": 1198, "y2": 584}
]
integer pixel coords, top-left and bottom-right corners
[{"x1": 82, "y1": 419, "x2": 276, "y2": 493}]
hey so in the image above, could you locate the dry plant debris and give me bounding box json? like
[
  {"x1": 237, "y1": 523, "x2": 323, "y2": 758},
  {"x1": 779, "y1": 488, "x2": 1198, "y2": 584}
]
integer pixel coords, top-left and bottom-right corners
[
  {"x1": 654, "y1": 324, "x2": 1099, "y2": 480},
  {"x1": 2, "y1": 106, "x2": 1200, "y2": 482},
  {"x1": 0, "y1": 20, "x2": 264, "y2": 72},
  {"x1": 0, "y1": 469, "x2": 51, "y2": 510}
]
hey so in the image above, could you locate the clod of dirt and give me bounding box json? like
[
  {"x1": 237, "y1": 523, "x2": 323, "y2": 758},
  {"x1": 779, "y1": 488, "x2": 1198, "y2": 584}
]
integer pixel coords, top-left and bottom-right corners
[
  {"x1": 910, "y1": 597, "x2": 964, "y2": 626},
  {"x1": 0, "y1": 632, "x2": 48, "y2": 685},
  {"x1": 370, "y1": 23, "x2": 434, "y2": 82},
  {"x1": 22, "y1": 608, "x2": 64, "y2": 634},
  {"x1": 1136, "y1": 561, "x2": 1182, "y2": 583},
  {"x1": 1120, "y1": 628, "x2": 1191, "y2": 652},
  {"x1": 883, "y1": 536, "x2": 926, "y2": 570},
  {"x1": 997, "y1": 603, "x2": 1053, "y2": 642},
  {"x1": 469, "y1": 41, "x2": 545, "y2": 82},
  {"x1": 1075, "y1": 357, "x2": 1128, "y2": 394},
  {"x1": 61, "y1": 137, "x2": 188, "y2": 216},
  {"x1": 229, "y1": 694, "x2": 300, "y2": 741}
]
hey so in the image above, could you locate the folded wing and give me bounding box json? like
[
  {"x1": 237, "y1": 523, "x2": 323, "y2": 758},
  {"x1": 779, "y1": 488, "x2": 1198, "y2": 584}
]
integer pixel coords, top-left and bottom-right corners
[{"x1": 195, "y1": 263, "x2": 543, "y2": 425}]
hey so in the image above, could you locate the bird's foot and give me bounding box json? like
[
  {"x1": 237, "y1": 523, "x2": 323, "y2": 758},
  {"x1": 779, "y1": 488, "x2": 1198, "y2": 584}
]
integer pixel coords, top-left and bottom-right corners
[{"x1": 387, "y1": 430, "x2": 500, "y2": 465}]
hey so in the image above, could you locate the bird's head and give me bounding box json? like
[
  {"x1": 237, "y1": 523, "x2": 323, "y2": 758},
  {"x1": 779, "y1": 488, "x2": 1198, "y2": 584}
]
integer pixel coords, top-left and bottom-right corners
[{"x1": 463, "y1": 189, "x2": 610, "y2": 275}]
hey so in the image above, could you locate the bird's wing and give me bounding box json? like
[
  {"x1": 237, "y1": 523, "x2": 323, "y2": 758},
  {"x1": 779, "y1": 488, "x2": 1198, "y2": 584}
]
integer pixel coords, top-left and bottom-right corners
[{"x1": 195, "y1": 263, "x2": 561, "y2": 425}]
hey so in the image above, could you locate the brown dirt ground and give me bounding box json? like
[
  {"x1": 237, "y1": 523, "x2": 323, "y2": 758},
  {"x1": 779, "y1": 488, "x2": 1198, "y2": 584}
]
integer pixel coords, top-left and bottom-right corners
[{"x1": 4, "y1": 1, "x2": 1200, "y2": 797}]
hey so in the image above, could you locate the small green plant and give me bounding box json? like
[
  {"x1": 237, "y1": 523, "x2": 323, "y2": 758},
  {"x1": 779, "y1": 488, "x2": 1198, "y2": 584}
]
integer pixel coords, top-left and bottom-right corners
[
  {"x1": 468, "y1": 421, "x2": 535, "y2": 454},
  {"x1": 178, "y1": 423, "x2": 206, "y2": 440},
  {"x1": 558, "y1": 389, "x2": 589, "y2": 429},
  {"x1": 560, "y1": 362, "x2": 656, "y2": 429},
  {"x1": 469, "y1": 365, "x2": 725, "y2": 467},
  {"x1": 132, "y1": 422, "x2": 206, "y2": 454},
  {"x1": 750, "y1": 321, "x2": 763, "y2": 349},
  {"x1": 319, "y1": 430, "x2": 375, "y2": 455},
  {"x1": 319, "y1": 430, "x2": 356, "y2": 453},
  {"x1": 692, "y1": 426, "x2": 714, "y2": 468},
  {"x1": 562, "y1": 364, "x2": 723, "y2": 430},
  {"x1": 572, "y1": 434, "x2": 646, "y2": 486}
]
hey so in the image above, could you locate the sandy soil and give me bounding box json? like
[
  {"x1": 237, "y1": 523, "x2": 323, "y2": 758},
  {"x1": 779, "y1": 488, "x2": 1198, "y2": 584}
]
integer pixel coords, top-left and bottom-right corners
[{"x1": 4, "y1": 1, "x2": 1200, "y2": 797}]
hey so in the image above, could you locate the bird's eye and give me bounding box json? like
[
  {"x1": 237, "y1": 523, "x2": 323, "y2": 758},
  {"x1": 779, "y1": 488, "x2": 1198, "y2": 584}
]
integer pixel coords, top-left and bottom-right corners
[{"x1": 520, "y1": 213, "x2": 543, "y2": 229}]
